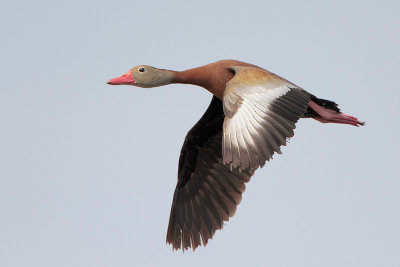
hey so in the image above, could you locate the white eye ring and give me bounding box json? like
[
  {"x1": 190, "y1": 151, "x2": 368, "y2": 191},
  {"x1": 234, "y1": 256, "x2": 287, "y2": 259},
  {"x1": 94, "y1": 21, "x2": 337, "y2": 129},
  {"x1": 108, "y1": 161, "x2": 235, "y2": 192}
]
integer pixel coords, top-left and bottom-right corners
[{"x1": 138, "y1": 67, "x2": 146, "y2": 73}]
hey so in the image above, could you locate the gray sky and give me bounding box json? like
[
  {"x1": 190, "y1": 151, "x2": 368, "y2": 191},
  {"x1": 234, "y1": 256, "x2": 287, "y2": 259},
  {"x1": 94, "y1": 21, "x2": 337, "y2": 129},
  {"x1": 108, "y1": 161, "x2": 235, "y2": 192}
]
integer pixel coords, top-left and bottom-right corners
[{"x1": 1, "y1": 0, "x2": 399, "y2": 266}]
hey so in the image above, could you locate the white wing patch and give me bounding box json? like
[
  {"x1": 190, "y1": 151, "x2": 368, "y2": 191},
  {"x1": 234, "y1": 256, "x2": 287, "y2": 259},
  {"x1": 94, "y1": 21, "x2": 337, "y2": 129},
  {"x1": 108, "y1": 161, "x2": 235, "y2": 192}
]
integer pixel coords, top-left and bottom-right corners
[{"x1": 222, "y1": 67, "x2": 310, "y2": 171}]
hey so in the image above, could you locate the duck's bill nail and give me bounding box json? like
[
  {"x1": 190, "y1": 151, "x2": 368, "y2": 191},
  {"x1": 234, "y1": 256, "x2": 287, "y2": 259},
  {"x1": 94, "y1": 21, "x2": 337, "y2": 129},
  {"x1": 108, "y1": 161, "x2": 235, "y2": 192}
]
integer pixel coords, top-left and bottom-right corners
[{"x1": 107, "y1": 70, "x2": 135, "y2": 85}]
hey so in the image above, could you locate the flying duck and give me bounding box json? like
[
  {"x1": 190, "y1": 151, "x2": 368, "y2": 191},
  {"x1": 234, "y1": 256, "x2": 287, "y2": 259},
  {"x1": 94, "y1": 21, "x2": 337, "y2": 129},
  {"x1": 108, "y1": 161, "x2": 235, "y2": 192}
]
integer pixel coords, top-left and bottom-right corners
[{"x1": 107, "y1": 60, "x2": 364, "y2": 251}]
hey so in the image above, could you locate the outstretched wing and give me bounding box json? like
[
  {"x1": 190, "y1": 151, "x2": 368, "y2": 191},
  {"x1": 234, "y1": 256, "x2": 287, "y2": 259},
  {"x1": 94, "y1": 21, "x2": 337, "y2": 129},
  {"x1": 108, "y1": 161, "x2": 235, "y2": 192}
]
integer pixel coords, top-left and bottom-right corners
[
  {"x1": 166, "y1": 96, "x2": 254, "y2": 251},
  {"x1": 222, "y1": 66, "x2": 311, "y2": 171}
]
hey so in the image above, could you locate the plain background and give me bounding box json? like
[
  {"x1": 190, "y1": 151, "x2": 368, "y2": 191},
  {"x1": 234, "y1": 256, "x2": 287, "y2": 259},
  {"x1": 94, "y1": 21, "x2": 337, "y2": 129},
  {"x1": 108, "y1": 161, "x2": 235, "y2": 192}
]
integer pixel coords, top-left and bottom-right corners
[{"x1": 1, "y1": 0, "x2": 399, "y2": 266}]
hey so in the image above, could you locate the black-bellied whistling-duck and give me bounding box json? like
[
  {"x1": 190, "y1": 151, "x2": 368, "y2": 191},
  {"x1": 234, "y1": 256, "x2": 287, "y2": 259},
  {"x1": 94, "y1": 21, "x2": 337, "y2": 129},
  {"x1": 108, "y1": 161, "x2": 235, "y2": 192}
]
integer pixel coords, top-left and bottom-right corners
[{"x1": 107, "y1": 60, "x2": 364, "y2": 251}]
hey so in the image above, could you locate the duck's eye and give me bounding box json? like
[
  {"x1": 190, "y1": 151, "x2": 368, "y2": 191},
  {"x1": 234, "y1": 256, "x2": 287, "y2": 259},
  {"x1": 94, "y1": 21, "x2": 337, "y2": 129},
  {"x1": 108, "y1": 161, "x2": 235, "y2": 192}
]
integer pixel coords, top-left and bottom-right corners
[{"x1": 138, "y1": 67, "x2": 146, "y2": 73}]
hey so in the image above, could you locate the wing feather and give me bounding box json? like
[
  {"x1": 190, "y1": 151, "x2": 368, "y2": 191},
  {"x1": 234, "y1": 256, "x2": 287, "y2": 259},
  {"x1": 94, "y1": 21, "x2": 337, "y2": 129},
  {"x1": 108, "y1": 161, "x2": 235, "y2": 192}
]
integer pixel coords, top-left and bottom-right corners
[
  {"x1": 166, "y1": 96, "x2": 254, "y2": 251},
  {"x1": 222, "y1": 66, "x2": 311, "y2": 170}
]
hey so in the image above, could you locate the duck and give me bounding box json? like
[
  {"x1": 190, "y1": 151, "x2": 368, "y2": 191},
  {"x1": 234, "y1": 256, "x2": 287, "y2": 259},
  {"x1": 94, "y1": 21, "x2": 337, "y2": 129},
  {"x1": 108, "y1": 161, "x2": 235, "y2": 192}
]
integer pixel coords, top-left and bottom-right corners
[{"x1": 107, "y1": 60, "x2": 364, "y2": 251}]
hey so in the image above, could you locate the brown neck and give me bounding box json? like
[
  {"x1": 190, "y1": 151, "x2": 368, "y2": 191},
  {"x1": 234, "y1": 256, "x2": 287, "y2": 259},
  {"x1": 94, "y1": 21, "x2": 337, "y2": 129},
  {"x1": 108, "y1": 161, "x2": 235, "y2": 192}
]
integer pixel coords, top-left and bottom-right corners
[
  {"x1": 173, "y1": 66, "x2": 211, "y2": 89},
  {"x1": 170, "y1": 62, "x2": 236, "y2": 99}
]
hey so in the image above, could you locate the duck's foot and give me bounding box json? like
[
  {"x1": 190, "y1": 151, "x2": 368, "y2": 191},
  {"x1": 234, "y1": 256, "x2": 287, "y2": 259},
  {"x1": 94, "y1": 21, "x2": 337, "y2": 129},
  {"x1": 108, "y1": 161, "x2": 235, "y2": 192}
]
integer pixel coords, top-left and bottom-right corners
[{"x1": 308, "y1": 100, "x2": 365, "y2": 127}]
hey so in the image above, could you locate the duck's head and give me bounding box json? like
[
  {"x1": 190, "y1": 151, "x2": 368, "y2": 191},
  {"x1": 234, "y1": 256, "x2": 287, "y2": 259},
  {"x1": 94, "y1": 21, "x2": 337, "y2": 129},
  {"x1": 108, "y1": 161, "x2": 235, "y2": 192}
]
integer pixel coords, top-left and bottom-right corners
[{"x1": 107, "y1": 65, "x2": 175, "y2": 88}]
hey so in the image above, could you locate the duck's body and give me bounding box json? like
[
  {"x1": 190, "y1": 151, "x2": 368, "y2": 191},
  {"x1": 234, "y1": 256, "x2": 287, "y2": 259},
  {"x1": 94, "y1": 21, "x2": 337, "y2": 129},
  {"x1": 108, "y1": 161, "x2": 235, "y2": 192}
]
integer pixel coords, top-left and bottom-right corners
[{"x1": 108, "y1": 60, "x2": 364, "y2": 251}]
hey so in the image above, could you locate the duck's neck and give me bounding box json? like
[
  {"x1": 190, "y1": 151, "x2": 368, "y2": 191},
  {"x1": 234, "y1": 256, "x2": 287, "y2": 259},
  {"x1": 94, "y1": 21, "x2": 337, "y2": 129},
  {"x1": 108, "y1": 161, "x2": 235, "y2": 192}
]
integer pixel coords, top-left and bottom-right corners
[
  {"x1": 173, "y1": 66, "x2": 210, "y2": 89},
  {"x1": 167, "y1": 65, "x2": 228, "y2": 99}
]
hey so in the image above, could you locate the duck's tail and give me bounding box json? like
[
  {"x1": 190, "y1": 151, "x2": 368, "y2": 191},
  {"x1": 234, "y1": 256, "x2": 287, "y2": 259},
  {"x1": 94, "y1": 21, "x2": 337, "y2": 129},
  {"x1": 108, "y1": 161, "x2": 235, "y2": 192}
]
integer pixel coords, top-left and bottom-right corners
[
  {"x1": 304, "y1": 94, "x2": 365, "y2": 126},
  {"x1": 303, "y1": 94, "x2": 340, "y2": 118}
]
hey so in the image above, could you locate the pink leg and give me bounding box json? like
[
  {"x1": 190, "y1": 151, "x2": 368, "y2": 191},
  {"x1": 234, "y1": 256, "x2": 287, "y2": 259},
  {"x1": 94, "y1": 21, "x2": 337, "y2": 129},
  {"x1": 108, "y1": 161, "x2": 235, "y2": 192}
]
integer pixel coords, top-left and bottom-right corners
[{"x1": 308, "y1": 101, "x2": 365, "y2": 127}]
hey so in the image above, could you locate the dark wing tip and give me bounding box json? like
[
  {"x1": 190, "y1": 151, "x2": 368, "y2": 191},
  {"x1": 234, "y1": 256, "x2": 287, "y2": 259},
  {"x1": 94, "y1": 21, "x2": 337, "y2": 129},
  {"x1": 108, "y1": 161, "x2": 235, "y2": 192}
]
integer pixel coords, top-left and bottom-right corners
[{"x1": 167, "y1": 160, "x2": 254, "y2": 251}]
